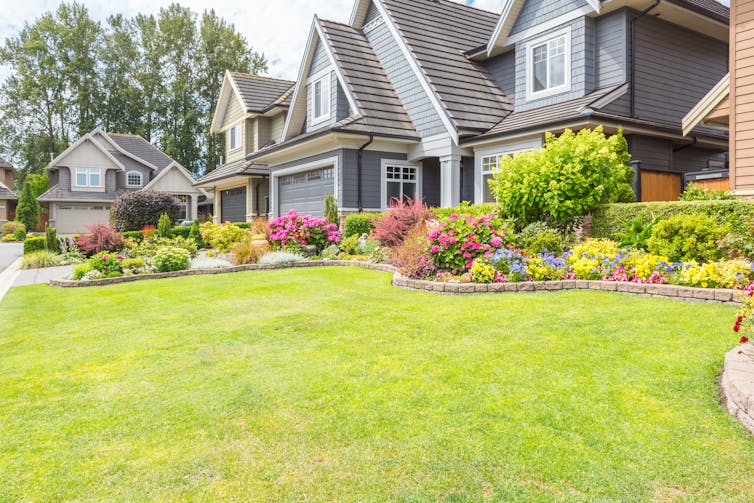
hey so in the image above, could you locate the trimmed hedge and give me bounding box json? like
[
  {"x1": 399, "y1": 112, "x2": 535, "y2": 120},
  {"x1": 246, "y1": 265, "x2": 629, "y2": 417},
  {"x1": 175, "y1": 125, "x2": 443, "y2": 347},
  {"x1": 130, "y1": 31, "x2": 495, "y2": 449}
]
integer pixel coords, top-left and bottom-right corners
[
  {"x1": 344, "y1": 213, "x2": 381, "y2": 237},
  {"x1": 433, "y1": 203, "x2": 500, "y2": 219},
  {"x1": 23, "y1": 236, "x2": 46, "y2": 255},
  {"x1": 122, "y1": 231, "x2": 144, "y2": 241},
  {"x1": 232, "y1": 222, "x2": 251, "y2": 229},
  {"x1": 591, "y1": 201, "x2": 754, "y2": 240},
  {"x1": 170, "y1": 226, "x2": 192, "y2": 239}
]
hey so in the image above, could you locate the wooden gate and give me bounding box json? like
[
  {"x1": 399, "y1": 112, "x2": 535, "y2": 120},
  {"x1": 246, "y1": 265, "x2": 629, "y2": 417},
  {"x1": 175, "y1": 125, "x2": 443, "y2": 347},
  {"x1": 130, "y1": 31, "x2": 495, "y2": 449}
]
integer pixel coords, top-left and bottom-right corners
[
  {"x1": 640, "y1": 170, "x2": 682, "y2": 201},
  {"x1": 693, "y1": 177, "x2": 730, "y2": 191}
]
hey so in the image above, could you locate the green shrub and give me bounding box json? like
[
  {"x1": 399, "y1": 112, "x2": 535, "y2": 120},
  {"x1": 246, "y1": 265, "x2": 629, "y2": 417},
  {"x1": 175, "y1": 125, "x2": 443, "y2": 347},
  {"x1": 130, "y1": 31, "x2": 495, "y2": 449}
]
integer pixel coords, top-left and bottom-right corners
[
  {"x1": 122, "y1": 230, "x2": 144, "y2": 241},
  {"x1": 433, "y1": 202, "x2": 500, "y2": 219},
  {"x1": 157, "y1": 213, "x2": 172, "y2": 238},
  {"x1": 343, "y1": 213, "x2": 380, "y2": 237},
  {"x1": 45, "y1": 224, "x2": 60, "y2": 253},
  {"x1": 616, "y1": 217, "x2": 658, "y2": 251},
  {"x1": 153, "y1": 246, "x2": 191, "y2": 272},
  {"x1": 232, "y1": 222, "x2": 251, "y2": 229},
  {"x1": 21, "y1": 250, "x2": 61, "y2": 269},
  {"x1": 13, "y1": 227, "x2": 26, "y2": 241},
  {"x1": 23, "y1": 236, "x2": 46, "y2": 255},
  {"x1": 646, "y1": 214, "x2": 727, "y2": 262},
  {"x1": 489, "y1": 127, "x2": 633, "y2": 229},
  {"x1": 170, "y1": 226, "x2": 191, "y2": 239},
  {"x1": 515, "y1": 222, "x2": 570, "y2": 255},
  {"x1": 72, "y1": 262, "x2": 94, "y2": 280},
  {"x1": 15, "y1": 179, "x2": 39, "y2": 232},
  {"x1": 680, "y1": 182, "x2": 735, "y2": 201},
  {"x1": 324, "y1": 194, "x2": 339, "y2": 225},
  {"x1": 340, "y1": 235, "x2": 359, "y2": 254},
  {"x1": 199, "y1": 222, "x2": 248, "y2": 253},
  {"x1": 591, "y1": 200, "x2": 754, "y2": 240},
  {"x1": 1, "y1": 221, "x2": 24, "y2": 237},
  {"x1": 188, "y1": 220, "x2": 204, "y2": 247}
]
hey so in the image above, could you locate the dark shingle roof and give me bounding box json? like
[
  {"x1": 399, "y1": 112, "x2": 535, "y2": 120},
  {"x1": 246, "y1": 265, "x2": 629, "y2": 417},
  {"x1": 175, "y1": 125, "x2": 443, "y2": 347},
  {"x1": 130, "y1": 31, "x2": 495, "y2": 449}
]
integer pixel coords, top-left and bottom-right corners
[
  {"x1": 0, "y1": 156, "x2": 14, "y2": 170},
  {"x1": 666, "y1": 0, "x2": 729, "y2": 22},
  {"x1": 107, "y1": 133, "x2": 174, "y2": 171},
  {"x1": 318, "y1": 19, "x2": 418, "y2": 138},
  {"x1": 38, "y1": 185, "x2": 122, "y2": 203},
  {"x1": 0, "y1": 182, "x2": 17, "y2": 200},
  {"x1": 230, "y1": 73, "x2": 296, "y2": 112},
  {"x1": 194, "y1": 158, "x2": 269, "y2": 186},
  {"x1": 381, "y1": 0, "x2": 512, "y2": 133}
]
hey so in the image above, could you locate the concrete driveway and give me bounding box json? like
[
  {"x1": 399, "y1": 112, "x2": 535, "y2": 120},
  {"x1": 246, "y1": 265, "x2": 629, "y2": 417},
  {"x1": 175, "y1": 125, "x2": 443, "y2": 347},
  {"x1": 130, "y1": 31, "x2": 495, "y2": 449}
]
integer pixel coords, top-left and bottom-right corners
[{"x1": 0, "y1": 243, "x2": 22, "y2": 273}]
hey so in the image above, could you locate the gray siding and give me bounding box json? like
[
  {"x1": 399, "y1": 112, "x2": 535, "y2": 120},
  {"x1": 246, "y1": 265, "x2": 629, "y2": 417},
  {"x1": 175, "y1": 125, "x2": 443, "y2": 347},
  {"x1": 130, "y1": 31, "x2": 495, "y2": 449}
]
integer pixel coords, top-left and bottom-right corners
[
  {"x1": 629, "y1": 135, "x2": 672, "y2": 172},
  {"x1": 511, "y1": 0, "x2": 588, "y2": 35},
  {"x1": 116, "y1": 164, "x2": 151, "y2": 191},
  {"x1": 364, "y1": 17, "x2": 446, "y2": 137},
  {"x1": 365, "y1": 1, "x2": 381, "y2": 24},
  {"x1": 484, "y1": 51, "x2": 516, "y2": 97},
  {"x1": 674, "y1": 147, "x2": 727, "y2": 173},
  {"x1": 341, "y1": 150, "x2": 408, "y2": 209},
  {"x1": 422, "y1": 158, "x2": 441, "y2": 208},
  {"x1": 105, "y1": 170, "x2": 117, "y2": 193},
  {"x1": 59, "y1": 168, "x2": 71, "y2": 191},
  {"x1": 336, "y1": 80, "x2": 350, "y2": 121},
  {"x1": 309, "y1": 40, "x2": 330, "y2": 76},
  {"x1": 633, "y1": 14, "x2": 728, "y2": 126},
  {"x1": 595, "y1": 10, "x2": 628, "y2": 88}
]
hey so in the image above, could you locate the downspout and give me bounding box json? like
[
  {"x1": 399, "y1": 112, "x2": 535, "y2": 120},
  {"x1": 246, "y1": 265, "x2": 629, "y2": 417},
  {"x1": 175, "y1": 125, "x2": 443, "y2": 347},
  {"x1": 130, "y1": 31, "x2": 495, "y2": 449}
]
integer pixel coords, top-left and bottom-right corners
[
  {"x1": 357, "y1": 134, "x2": 374, "y2": 213},
  {"x1": 630, "y1": 0, "x2": 661, "y2": 118}
]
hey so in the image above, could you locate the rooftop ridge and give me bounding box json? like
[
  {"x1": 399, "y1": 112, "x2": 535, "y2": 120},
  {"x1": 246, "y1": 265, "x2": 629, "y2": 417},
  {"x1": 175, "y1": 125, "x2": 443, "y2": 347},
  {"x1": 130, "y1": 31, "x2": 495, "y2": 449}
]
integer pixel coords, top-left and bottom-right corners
[{"x1": 230, "y1": 71, "x2": 295, "y2": 84}]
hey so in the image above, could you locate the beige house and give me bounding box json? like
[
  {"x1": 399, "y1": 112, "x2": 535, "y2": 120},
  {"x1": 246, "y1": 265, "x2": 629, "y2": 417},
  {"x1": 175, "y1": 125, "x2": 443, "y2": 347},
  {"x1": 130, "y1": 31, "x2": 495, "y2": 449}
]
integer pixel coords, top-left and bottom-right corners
[
  {"x1": 0, "y1": 156, "x2": 18, "y2": 226},
  {"x1": 194, "y1": 71, "x2": 294, "y2": 222},
  {"x1": 38, "y1": 128, "x2": 208, "y2": 234}
]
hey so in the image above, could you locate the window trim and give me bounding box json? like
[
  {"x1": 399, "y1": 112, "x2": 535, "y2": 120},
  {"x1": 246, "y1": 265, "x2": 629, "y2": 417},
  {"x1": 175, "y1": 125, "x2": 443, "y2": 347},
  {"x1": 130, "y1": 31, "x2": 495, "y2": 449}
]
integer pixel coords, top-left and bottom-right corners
[
  {"x1": 474, "y1": 138, "x2": 543, "y2": 204},
  {"x1": 126, "y1": 170, "x2": 142, "y2": 188},
  {"x1": 175, "y1": 194, "x2": 189, "y2": 221},
  {"x1": 74, "y1": 168, "x2": 103, "y2": 188},
  {"x1": 228, "y1": 122, "x2": 242, "y2": 152},
  {"x1": 308, "y1": 69, "x2": 332, "y2": 126},
  {"x1": 525, "y1": 27, "x2": 571, "y2": 101},
  {"x1": 380, "y1": 159, "x2": 422, "y2": 211}
]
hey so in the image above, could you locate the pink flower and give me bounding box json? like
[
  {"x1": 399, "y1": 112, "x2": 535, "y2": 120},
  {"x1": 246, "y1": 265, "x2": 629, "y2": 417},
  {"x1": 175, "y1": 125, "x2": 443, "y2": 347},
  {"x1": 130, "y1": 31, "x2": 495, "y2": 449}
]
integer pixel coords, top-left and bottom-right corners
[
  {"x1": 430, "y1": 245, "x2": 440, "y2": 253},
  {"x1": 490, "y1": 237, "x2": 503, "y2": 248}
]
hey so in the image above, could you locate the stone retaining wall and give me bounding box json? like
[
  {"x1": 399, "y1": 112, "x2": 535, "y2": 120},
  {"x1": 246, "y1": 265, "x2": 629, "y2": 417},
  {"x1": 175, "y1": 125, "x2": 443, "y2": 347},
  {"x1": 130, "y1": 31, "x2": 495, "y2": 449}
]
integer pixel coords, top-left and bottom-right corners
[
  {"x1": 49, "y1": 260, "x2": 742, "y2": 304},
  {"x1": 721, "y1": 347, "x2": 754, "y2": 434}
]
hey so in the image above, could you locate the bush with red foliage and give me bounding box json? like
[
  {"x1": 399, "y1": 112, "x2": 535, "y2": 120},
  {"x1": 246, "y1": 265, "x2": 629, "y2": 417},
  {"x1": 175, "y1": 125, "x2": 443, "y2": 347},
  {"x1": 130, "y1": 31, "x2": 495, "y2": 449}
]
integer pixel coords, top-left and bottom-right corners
[
  {"x1": 373, "y1": 197, "x2": 434, "y2": 248},
  {"x1": 390, "y1": 224, "x2": 437, "y2": 279},
  {"x1": 77, "y1": 224, "x2": 124, "y2": 256}
]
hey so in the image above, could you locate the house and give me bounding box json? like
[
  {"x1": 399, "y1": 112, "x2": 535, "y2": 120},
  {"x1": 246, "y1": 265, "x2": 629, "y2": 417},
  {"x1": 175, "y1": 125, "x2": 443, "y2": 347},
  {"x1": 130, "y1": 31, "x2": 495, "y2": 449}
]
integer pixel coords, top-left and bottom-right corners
[
  {"x1": 194, "y1": 71, "x2": 295, "y2": 222},
  {"x1": 231, "y1": 0, "x2": 729, "y2": 217},
  {"x1": 38, "y1": 128, "x2": 208, "y2": 234},
  {"x1": 682, "y1": 0, "x2": 750, "y2": 195},
  {"x1": 0, "y1": 156, "x2": 18, "y2": 226}
]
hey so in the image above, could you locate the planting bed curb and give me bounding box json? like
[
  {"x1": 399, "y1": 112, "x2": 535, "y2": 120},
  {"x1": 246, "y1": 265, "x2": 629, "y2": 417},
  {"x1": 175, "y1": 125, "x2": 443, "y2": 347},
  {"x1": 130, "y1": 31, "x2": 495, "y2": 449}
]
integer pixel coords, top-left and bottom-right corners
[
  {"x1": 49, "y1": 260, "x2": 743, "y2": 303},
  {"x1": 721, "y1": 347, "x2": 754, "y2": 434}
]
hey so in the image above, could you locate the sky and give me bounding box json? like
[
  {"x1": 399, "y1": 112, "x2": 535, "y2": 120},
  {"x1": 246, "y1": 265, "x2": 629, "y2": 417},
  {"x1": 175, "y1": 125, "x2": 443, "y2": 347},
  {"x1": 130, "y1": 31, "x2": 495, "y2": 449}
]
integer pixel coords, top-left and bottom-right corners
[{"x1": 0, "y1": 0, "x2": 730, "y2": 82}]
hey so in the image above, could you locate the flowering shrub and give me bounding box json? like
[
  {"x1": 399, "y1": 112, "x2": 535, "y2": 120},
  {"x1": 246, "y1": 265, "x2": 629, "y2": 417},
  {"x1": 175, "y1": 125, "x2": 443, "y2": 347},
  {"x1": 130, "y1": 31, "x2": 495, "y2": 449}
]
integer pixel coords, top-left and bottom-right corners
[
  {"x1": 567, "y1": 239, "x2": 620, "y2": 280},
  {"x1": 470, "y1": 258, "x2": 498, "y2": 284},
  {"x1": 647, "y1": 213, "x2": 726, "y2": 263},
  {"x1": 428, "y1": 213, "x2": 508, "y2": 274},
  {"x1": 527, "y1": 251, "x2": 570, "y2": 281},
  {"x1": 391, "y1": 225, "x2": 436, "y2": 279},
  {"x1": 268, "y1": 210, "x2": 341, "y2": 253},
  {"x1": 490, "y1": 248, "x2": 529, "y2": 282},
  {"x1": 373, "y1": 198, "x2": 433, "y2": 248},
  {"x1": 676, "y1": 260, "x2": 754, "y2": 289},
  {"x1": 1, "y1": 221, "x2": 25, "y2": 238},
  {"x1": 735, "y1": 283, "x2": 754, "y2": 348},
  {"x1": 199, "y1": 222, "x2": 248, "y2": 253},
  {"x1": 77, "y1": 224, "x2": 124, "y2": 256},
  {"x1": 153, "y1": 246, "x2": 191, "y2": 273}
]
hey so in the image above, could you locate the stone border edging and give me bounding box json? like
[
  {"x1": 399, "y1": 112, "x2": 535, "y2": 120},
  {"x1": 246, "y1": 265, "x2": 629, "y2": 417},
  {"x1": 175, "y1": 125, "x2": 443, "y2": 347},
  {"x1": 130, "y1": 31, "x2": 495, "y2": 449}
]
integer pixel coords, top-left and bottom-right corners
[
  {"x1": 48, "y1": 260, "x2": 742, "y2": 303},
  {"x1": 721, "y1": 347, "x2": 754, "y2": 434}
]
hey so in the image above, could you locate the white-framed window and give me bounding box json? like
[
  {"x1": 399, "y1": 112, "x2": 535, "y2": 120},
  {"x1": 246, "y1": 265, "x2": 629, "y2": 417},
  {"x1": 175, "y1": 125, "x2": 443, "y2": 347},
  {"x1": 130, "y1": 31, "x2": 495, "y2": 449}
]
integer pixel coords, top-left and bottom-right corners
[
  {"x1": 311, "y1": 72, "x2": 331, "y2": 123},
  {"x1": 228, "y1": 123, "x2": 242, "y2": 151},
  {"x1": 175, "y1": 195, "x2": 189, "y2": 221},
  {"x1": 526, "y1": 28, "x2": 571, "y2": 100},
  {"x1": 481, "y1": 154, "x2": 504, "y2": 204},
  {"x1": 126, "y1": 171, "x2": 142, "y2": 187},
  {"x1": 382, "y1": 160, "x2": 421, "y2": 209},
  {"x1": 75, "y1": 168, "x2": 102, "y2": 188}
]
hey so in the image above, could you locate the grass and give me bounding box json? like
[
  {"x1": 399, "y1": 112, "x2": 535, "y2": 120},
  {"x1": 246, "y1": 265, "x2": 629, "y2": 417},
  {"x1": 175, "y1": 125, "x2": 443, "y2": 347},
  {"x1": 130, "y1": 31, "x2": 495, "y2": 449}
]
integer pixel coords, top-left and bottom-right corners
[{"x1": 1, "y1": 267, "x2": 753, "y2": 501}]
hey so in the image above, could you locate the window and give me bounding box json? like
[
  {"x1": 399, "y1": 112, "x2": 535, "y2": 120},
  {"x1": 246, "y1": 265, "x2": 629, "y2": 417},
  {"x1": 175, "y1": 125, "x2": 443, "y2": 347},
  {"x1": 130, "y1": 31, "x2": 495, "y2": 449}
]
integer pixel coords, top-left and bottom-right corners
[
  {"x1": 75, "y1": 168, "x2": 102, "y2": 188},
  {"x1": 312, "y1": 74, "x2": 330, "y2": 122},
  {"x1": 228, "y1": 123, "x2": 242, "y2": 151},
  {"x1": 481, "y1": 154, "x2": 503, "y2": 203},
  {"x1": 384, "y1": 163, "x2": 419, "y2": 208},
  {"x1": 175, "y1": 195, "x2": 189, "y2": 221},
  {"x1": 126, "y1": 171, "x2": 142, "y2": 187},
  {"x1": 527, "y1": 29, "x2": 570, "y2": 99}
]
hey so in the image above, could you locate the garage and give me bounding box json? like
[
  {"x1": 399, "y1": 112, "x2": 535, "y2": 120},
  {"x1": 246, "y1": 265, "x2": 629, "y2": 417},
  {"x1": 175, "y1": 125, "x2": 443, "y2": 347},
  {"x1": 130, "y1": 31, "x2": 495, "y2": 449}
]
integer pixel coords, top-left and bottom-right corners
[
  {"x1": 56, "y1": 204, "x2": 111, "y2": 235},
  {"x1": 278, "y1": 166, "x2": 334, "y2": 217},
  {"x1": 221, "y1": 187, "x2": 246, "y2": 223}
]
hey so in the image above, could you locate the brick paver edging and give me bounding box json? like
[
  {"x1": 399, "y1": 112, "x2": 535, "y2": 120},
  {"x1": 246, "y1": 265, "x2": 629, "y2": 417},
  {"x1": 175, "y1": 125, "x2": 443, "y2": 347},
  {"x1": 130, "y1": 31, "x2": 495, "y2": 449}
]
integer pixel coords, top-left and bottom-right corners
[
  {"x1": 49, "y1": 260, "x2": 742, "y2": 303},
  {"x1": 721, "y1": 347, "x2": 754, "y2": 434}
]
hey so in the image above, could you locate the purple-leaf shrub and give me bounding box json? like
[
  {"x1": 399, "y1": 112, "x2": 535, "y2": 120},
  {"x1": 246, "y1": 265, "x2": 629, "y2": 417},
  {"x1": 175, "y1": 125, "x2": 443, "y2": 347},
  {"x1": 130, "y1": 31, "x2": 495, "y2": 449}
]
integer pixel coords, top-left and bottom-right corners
[
  {"x1": 391, "y1": 225, "x2": 436, "y2": 279},
  {"x1": 428, "y1": 213, "x2": 508, "y2": 274},
  {"x1": 268, "y1": 209, "x2": 341, "y2": 253},
  {"x1": 373, "y1": 197, "x2": 434, "y2": 248},
  {"x1": 77, "y1": 224, "x2": 124, "y2": 256}
]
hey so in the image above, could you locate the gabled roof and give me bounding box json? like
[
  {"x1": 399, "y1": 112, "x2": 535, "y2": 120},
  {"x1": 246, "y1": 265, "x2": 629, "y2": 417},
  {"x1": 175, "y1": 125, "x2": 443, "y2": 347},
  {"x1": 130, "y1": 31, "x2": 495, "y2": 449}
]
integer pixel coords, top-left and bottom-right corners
[
  {"x1": 105, "y1": 132, "x2": 174, "y2": 171},
  {"x1": 0, "y1": 156, "x2": 14, "y2": 170},
  {"x1": 0, "y1": 182, "x2": 17, "y2": 200},
  {"x1": 211, "y1": 71, "x2": 295, "y2": 133},
  {"x1": 194, "y1": 158, "x2": 270, "y2": 187},
  {"x1": 682, "y1": 73, "x2": 729, "y2": 136},
  {"x1": 379, "y1": 0, "x2": 513, "y2": 134},
  {"x1": 47, "y1": 132, "x2": 127, "y2": 172},
  {"x1": 669, "y1": 0, "x2": 729, "y2": 23},
  {"x1": 142, "y1": 161, "x2": 199, "y2": 191}
]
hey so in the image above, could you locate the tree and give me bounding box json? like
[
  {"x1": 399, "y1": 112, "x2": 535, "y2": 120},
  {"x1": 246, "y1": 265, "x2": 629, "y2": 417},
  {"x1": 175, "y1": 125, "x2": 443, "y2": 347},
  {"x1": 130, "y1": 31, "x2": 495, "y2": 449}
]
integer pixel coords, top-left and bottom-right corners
[
  {"x1": 25, "y1": 173, "x2": 50, "y2": 199},
  {"x1": 99, "y1": 15, "x2": 142, "y2": 134},
  {"x1": 111, "y1": 191, "x2": 179, "y2": 231},
  {"x1": 16, "y1": 179, "x2": 39, "y2": 231}
]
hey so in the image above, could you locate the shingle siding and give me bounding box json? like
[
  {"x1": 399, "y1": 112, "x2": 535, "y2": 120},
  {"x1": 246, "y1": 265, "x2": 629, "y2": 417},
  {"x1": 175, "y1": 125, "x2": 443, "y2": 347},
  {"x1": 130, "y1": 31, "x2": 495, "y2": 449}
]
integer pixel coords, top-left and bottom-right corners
[
  {"x1": 422, "y1": 158, "x2": 441, "y2": 207},
  {"x1": 341, "y1": 150, "x2": 408, "y2": 209},
  {"x1": 364, "y1": 17, "x2": 446, "y2": 137},
  {"x1": 511, "y1": 0, "x2": 588, "y2": 35},
  {"x1": 309, "y1": 40, "x2": 331, "y2": 77},
  {"x1": 629, "y1": 135, "x2": 672, "y2": 172},
  {"x1": 595, "y1": 10, "x2": 628, "y2": 88},
  {"x1": 484, "y1": 51, "x2": 516, "y2": 97}
]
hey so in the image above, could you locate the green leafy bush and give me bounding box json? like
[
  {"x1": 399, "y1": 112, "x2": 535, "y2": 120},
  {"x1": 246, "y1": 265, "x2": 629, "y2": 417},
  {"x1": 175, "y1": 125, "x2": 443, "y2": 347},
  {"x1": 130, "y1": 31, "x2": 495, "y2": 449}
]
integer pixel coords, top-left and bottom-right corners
[
  {"x1": 23, "y1": 236, "x2": 46, "y2": 255},
  {"x1": 199, "y1": 222, "x2": 248, "y2": 253},
  {"x1": 646, "y1": 214, "x2": 727, "y2": 262},
  {"x1": 122, "y1": 230, "x2": 144, "y2": 241},
  {"x1": 21, "y1": 250, "x2": 61, "y2": 270},
  {"x1": 489, "y1": 127, "x2": 633, "y2": 229},
  {"x1": 340, "y1": 235, "x2": 359, "y2": 254},
  {"x1": 45, "y1": 225, "x2": 60, "y2": 253},
  {"x1": 170, "y1": 226, "x2": 192, "y2": 239},
  {"x1": 680, "y1": 182, "x2": 735, "y2": 201},
  {"x1": 616, "y1": 217, "x2": 658, "y2": 251},
  {"x1": 72, "y1": 262, "x2": 94, "y2": 280},
  {"x1": 13, "y1": 227, "x2": 27, "y2": 241},
  {"x1": 343, "y1": 213, "x2": 380, "y2": 237},
  {"x1": 324, "y1": 194, "x2": 339, "y2": 225},
  {"x1": 153, "y1": 246, "x2": 191, "y2": 272},
  {"x1": 433, "y1": 202, "x2": 500, "y2": 219},
  {"x1": 111, "y1": 191, "x2": 180, "y2": 232},
  {"x1": 515, "y1": 222, "x2": 570, "y2": 255},
  {"x1": 157, "y1": 213, "x2": 172, "y2": 238},
  {"x1": 188, "y1": 220, "x2": 204, "y2": 247}
]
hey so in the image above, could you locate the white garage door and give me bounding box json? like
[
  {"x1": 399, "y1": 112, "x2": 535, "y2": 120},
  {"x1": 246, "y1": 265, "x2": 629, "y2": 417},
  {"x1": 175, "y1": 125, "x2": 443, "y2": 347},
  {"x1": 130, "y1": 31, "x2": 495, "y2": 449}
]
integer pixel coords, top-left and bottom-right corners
[
  {"x1": 278, "y1": 166, "x2": 334, "y2": 217},
  {"x1": 56, "y1": 204, "x2": 111, "y2": 235}
]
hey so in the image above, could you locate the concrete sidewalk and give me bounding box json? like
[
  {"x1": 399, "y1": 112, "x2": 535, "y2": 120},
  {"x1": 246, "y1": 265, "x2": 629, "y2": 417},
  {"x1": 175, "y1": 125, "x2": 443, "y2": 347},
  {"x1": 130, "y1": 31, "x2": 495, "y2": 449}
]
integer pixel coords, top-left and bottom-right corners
[
  {"x1": 0, "y1": 243, "x2": 22, "y2": 273},
  {"x1": 0, "y1": 263, "x2": 73, "y2": 303}
]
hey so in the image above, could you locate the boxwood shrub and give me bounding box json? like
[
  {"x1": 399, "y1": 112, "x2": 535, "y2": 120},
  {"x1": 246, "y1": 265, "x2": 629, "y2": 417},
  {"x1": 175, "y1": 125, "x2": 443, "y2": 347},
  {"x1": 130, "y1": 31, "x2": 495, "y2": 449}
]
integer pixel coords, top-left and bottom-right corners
[
  {"x1": 170, "y1": 226, "x2": 192, "y2": 239},
  {"x1": 23, "y1": 236, "x2": 46, "y2": 255},
  {"x1": 344, "y1": 213, "x2": 381, "y2": 237},
  {"x1": 591, "y1": 200, "x2": 754, "y2": 240},
  {"x1": 121, "y1": 230, "x2": 144, "y2": 241}
]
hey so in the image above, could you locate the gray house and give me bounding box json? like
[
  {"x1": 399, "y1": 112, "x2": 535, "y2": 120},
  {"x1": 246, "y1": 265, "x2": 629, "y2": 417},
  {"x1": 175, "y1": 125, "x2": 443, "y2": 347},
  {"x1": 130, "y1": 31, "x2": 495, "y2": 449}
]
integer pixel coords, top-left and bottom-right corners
[
  {"x1": 39, "y1": 128, "x2": 208, "y2": 234},
  {"x1": 202, "y1": 0, "x2": 729, "y2": 218},
  {"x1": 0, "y1": 156, "x2": 18, "y2": 226}
]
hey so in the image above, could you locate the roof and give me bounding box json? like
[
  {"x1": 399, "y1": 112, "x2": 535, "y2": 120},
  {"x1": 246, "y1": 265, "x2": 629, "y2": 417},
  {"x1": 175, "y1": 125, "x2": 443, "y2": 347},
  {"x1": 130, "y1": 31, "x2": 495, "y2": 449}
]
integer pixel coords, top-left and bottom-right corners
[
  {"x1": 229, "y1": 72, "x2": 296, "y2": 112},
  {"x1": 682, "y1": 73, "x2": 729, "y2": 135},
  {"x1": 37, "y1": 186, "x2": 122, "y2": 203},
  {"x1": 318, "y1": 19, "x2": 417, "y2": 138},
  {"x1": 106, "y1": 133, "x2": 174, "y2": 171},
  {"x1": 381, "y1": 0, "x2": 513, "y2": 133},
  {"x1": 667, "y1": 0, "x2": 729, "y2": 23},
  {"x1": 0, "y1": 182, "x2": 17, "y2": 200},
  {"x1": 0, "y1": 156, "x2": 14, "y2": 170},
  {"x1": 194, "y1": 158, "x2": 270, "y2": 187}
]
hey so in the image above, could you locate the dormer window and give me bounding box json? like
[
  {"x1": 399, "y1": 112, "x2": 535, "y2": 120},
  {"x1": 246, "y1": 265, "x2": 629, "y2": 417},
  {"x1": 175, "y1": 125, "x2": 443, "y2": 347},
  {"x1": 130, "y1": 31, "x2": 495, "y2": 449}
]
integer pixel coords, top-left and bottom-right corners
[
  {"x1": 75, "y1": 168, "x2": 102, "y2": 188},
  {"x1": 126, "y1": 171, "x2": 142, "y2": 187},
  {"x1": 311, "y1": 72, "x2": 331, "y2": 124},
  {"x1": 526, "y1": 28, "x2": 571, "y2": 100},
  {"x1": 228, "y1": 123, "x2": 242, "y2": 151}
]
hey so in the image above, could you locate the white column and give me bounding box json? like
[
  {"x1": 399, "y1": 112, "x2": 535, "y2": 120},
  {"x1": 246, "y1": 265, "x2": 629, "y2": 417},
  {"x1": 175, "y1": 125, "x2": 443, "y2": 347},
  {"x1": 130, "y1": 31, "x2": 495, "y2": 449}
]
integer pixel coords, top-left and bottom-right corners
[
  {"x1": 190, "y1": 195, "x2": 198, "y2": 222},
  {"x1": 440, "y1": 153, "x2": 461, "y2": 208},
  {"x1": 213, "y1": 189, "x2": 220, "y2": 224}
]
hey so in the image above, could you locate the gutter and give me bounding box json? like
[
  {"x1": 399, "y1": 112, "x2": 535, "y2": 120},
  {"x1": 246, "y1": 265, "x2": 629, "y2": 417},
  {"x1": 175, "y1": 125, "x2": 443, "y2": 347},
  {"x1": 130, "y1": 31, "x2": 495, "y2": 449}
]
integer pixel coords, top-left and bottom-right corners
[
  {"x1": 357, "y1": 134, "x2": 374, "y2": 213},
  {"x1": 630, "y1": 0, "x2": 662, "y2": 118}
]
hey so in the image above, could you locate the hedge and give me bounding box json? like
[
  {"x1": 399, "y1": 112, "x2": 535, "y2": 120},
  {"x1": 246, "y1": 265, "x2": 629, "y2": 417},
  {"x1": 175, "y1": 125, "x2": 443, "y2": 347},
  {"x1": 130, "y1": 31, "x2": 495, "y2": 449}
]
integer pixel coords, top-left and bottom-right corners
[
  {"x1": 170, "y1": 226, "x2": 192, "y2": 239},
  {"x1": 433, "y1": 203, "x2": 500, "y2": 219},
  {"x1": 591, "y1": 200, "x2": 754, "y2": 240},
  {"x1": 122, "y1": 231, "x2": 143, "y2": 241},
  {"x1": 23, "y1": 236, "x2": 46, "y2": 255},
  {"x1": 344, "y1": 213, "x2": 382, "y2": 237}
]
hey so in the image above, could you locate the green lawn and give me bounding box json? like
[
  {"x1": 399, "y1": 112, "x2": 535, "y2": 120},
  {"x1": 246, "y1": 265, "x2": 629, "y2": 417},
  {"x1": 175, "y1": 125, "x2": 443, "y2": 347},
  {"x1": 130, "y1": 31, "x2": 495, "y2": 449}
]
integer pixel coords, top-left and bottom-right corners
[{"x1": 1, "y1": 268, "x2": 753, "y2": 501}]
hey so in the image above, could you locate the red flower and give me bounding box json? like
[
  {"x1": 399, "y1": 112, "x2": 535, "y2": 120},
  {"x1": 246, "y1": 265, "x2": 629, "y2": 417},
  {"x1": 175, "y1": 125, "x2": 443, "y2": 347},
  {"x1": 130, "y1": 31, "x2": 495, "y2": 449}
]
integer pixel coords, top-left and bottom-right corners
[
  {"x1": 741, "y1": 336, "x2": 750, "y2": 344},
  {"x1": 734, "y1": 324, "x2": 741, "y2": 333}
]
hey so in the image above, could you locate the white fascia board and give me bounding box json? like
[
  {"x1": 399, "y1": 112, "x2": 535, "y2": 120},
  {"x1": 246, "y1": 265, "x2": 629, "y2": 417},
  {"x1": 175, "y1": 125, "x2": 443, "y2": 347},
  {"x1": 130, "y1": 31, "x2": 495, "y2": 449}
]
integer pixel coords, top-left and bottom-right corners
[
  {"x1": 92, "y1": 129, "x2": 161, "y2": 172},
  {"x1": 47, "y1": 131, "x2": 127, "y2": 173},
  {"x1": 349, "y1": 0, "x2": 370, "y2": 28},
  {"x1": 682, "y1": 73, "x2": 729, "y2": 136},
  {"x1": 314, "y1": 18, "x2": 361, "y2": 117},
  {"x1": 210, "y1": 71, "x2": 238, "y2": 133},
  {"x1": 372, "y1": 0, "x2": 458, "y2": 144},
  {"x1": 281, "y1": 19, "x2": 318, "y2": 142},
  {"x1": 486, "y1": 0, "x2": 520, "y2": 56},
  {"x1": 143, "y1": 161, "x2": 198, "y2": 191}
]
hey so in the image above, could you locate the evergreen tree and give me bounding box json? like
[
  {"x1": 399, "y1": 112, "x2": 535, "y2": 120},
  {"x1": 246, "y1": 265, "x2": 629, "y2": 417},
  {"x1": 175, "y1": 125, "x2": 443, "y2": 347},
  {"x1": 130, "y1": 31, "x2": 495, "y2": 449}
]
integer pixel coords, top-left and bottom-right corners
[{"x1": 16, "y1": 179, "x2": 39, "y2": 231}]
